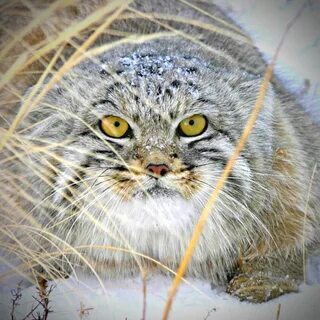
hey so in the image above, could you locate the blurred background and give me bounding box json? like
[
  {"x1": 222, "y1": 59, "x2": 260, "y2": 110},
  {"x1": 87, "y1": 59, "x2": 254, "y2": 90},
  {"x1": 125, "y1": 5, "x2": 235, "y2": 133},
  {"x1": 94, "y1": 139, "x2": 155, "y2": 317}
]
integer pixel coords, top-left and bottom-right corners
[{"x1": 216, "y1": 0, "x2": 320, "y2": 120}]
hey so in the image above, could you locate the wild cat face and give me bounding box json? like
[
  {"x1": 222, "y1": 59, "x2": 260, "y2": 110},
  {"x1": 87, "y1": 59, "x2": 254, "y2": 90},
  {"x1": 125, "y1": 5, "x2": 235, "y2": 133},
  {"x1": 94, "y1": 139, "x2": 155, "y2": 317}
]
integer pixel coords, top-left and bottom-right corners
[{"x1": 29, "y1": 50, "x2": 275, "y2": 241}]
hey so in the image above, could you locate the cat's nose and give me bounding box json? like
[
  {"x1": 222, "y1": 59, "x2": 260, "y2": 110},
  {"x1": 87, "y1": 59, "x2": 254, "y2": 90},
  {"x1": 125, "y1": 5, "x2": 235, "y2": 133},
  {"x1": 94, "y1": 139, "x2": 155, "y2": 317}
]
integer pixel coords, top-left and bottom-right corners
[{"x1": 146, "y1": 164, "x2": 170, "y2": 177}]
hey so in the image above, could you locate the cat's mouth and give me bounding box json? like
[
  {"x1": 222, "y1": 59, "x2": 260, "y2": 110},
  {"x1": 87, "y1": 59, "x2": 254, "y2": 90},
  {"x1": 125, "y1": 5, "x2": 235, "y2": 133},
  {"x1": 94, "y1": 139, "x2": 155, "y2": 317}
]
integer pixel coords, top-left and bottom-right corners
[{"x1": 133, "y1": 179, "x2": 178, "y2": 199}]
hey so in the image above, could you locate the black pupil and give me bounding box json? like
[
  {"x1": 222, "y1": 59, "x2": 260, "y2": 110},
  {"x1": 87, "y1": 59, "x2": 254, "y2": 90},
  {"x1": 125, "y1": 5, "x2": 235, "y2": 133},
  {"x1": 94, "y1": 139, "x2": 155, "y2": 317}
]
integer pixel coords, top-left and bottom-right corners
[
  {"x1": 114, "y1": 121, "x2": 120, "y2": 127},
  {"x1": 189, "y1": 119, "x2": 195, "y2": 126}
]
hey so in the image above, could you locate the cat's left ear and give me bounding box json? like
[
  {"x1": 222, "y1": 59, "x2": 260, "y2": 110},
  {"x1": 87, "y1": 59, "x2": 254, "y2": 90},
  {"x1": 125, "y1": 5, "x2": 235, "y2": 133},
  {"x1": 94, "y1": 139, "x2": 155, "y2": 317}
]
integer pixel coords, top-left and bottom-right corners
[
  {"x1": 237, "y1": 79, "x2": 276, "y2": 158},
  {"x1": 238, "y1": 78, "x2": 276, "y2": 123}
]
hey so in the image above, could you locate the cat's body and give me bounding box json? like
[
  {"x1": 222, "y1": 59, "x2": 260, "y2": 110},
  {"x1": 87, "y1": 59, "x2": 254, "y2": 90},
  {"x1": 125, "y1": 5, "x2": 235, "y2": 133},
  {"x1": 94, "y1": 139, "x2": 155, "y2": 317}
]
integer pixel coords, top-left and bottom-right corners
[{"x1": 1, "y1": 0, "x2": 320, "y2": 302}]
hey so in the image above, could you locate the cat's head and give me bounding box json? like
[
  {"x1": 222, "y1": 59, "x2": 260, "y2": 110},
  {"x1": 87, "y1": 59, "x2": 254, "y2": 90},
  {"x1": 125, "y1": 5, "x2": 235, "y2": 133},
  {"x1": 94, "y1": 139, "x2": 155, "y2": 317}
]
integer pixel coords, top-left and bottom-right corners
[{"x1": 26, "y1": 50, "x2": 275, "y2": 244}]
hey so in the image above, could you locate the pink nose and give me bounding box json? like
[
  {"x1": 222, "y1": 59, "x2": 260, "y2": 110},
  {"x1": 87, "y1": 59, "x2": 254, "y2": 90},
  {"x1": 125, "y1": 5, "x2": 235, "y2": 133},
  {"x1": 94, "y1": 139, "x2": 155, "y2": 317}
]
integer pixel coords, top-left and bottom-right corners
[{"x1": 147, "y1": 164, "x2": 170, "y2": 176}]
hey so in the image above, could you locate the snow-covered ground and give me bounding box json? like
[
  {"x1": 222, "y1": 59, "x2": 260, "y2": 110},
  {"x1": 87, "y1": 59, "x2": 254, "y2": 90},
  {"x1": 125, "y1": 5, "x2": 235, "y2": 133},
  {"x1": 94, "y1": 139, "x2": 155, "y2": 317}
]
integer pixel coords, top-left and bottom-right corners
[
  {"x1": 1, "y1": 1, "x2": 320, "y2": 319},
  {"x1": 0, "y1": 257, "x2": 320, "y2": 320}
]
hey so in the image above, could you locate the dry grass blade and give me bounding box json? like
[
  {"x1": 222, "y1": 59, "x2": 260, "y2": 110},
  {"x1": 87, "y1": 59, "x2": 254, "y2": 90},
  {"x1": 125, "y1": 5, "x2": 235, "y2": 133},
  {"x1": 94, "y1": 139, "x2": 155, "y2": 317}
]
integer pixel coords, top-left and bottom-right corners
[
  {"x1": 177, "y1": 0, "x2": 247, "y2": 36},
  {"x1": 302, "y1": 162, "x2": 318, "y2": 283},
  {"x1": 71, "y1": 0, "x2": 133, "y2": 59},
  {"x1": 16, "y1": 0, "x2": 127, "y2": 71},
  {"x1": 4, "y1": 224, "x2": 107, "y2": 291},
  {"x1": 0, "y1": 52, "x2": 29, "y2": 89},
  {"x1": 161, "y1": 2, "x2": 309, "y2": 319},
  {"x1": 141, "y1": 270, "x2": 148, "y2": 320},
  {"x1": 78, "y1": 302, "x2": 94, "y2": 320},
  {"x1": 276, "y1": 303, "x2": 281, "y2": 320},
  {"x1": 5, "y1": 44, "x2": 65, "y2": 128},
  {"x1": 120, "y1": 12, "x2": 251, "y2": 44},
  {"x1": 0, "y1": 0, "x2": 130, "y2": 151}
]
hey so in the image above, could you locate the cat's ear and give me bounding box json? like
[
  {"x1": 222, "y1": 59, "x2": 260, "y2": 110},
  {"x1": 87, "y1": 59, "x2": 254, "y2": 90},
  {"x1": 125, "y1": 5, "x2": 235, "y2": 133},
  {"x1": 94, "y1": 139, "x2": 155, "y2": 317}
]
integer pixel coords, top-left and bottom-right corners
[
  {"x1": 24, "y1": 82, "x2": 78, "y2": 116},
  {"x1": 22, "y1": 83, "x2": 75, "y2": 139},
  {"x1": 234, "y1": 78, "x2": 277, "y2": 143},
  {"x1": 238, "y1": 78, "x2": 276, "y2": 116},
  {"x1": 234, "y1": 78, "x2": 276, "y2": 158}
]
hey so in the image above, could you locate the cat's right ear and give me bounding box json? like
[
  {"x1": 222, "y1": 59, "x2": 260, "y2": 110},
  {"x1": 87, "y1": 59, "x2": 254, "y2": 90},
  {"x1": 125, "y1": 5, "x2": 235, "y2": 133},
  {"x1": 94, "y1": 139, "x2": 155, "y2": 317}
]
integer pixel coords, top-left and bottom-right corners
[
  {"x1": 24, "y1": 81, "x2": 77, "y2": 115},
  {"x1": 21, "y1": 83, "x2": 53, "y2": 114},
  {"x1": 20, "y1": 83, "x2": 75, "y2": 139}
]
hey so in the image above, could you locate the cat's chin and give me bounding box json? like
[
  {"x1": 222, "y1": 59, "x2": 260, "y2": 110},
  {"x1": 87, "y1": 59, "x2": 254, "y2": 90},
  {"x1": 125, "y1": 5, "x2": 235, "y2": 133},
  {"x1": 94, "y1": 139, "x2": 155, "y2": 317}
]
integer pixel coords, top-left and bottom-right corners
[{"x1": 109, "y1": 193, "x2": 199, "y2": 231}]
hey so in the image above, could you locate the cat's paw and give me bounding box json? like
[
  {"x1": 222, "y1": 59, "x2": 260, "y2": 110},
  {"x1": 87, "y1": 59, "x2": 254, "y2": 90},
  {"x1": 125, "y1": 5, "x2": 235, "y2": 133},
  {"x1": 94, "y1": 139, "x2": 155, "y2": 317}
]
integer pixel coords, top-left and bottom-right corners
[{"x1": 226, "y1": 274, "x2": 298, "y2": 303}]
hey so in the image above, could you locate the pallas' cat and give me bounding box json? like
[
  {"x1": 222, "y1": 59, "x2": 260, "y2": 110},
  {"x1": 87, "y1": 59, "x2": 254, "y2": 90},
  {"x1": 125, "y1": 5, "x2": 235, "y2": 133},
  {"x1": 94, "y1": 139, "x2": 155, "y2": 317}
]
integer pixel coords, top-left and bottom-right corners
[{"x1": 1, "y1": 0, "x2": 319, "y2": 303}]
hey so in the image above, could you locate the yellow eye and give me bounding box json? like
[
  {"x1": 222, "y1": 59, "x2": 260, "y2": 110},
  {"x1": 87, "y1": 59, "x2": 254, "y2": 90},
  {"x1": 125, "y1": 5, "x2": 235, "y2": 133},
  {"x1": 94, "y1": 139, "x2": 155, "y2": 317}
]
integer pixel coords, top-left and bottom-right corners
[
  {"x1": 178, "y1": 114, "x2": 207, "y2": 137},
  {"x1": 100, "y1": 115, "x2": 130, "y2": 138}
]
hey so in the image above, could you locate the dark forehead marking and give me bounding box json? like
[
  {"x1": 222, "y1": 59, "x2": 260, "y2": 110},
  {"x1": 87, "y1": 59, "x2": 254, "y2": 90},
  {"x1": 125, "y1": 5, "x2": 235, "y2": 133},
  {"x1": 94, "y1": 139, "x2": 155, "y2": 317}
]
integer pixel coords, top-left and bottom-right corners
[
  {"x1": 134, "y1": 95, "x2": 140, "y2": 103},
  {"x1": 91, "y1": 81, "x2": 136, "y2": 109},
  {"x1": 164, "y1": 88, "x2": 173, "y2": 98},
  {"x1": 116, "y1": 69, "x2": 124, "y2": 75},
  {"x1": 171, "y1": 80, "x2": 181, "y2": 88},
  {"x1": 196, "y1": 97, "x2": 215, "y2": 105},
  {"x1": 132, "y1": 114, "x2": 140, "y2": 122},
  {"x1": 169, "y1": 111, "x2": 178, "y2": 119},
  {"x1": 99, "y1": 69, "x2": 109, "y2": 76},
  {"x1": 184, "y1": 67, "x2": 198, "y2": 74},
  {"x1": 151, "y1": 113, "x2": 162, "y2": 122},
  {"x1": 92, "y1": 98, "x2": 117, "y2": 108},
  {"x1": 106, "y1": 82, "x2": 124, "y2": 93}
]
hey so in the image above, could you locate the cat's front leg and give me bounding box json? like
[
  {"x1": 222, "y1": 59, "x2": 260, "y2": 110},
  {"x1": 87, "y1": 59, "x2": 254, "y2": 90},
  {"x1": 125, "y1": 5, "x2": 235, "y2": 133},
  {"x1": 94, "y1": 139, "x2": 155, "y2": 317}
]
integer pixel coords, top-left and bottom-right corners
[
  {"x1": 227, "y1": 273, "x2": 298, "y2": 303},
  {"x1": 226, "y1": 255, "x2": 301, "y2": 303}
]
